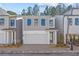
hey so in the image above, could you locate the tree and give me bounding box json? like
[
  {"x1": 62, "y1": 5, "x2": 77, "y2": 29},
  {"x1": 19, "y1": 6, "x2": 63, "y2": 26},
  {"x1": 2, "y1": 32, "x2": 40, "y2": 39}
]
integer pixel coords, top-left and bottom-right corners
[
  {"x1": 7, "y1": 11, "x2": 17, "y2": 15},
  {"x1": 21, "y1": 9, "x2": 26, "y2": 15},
  {"x1": 44, "y1": 6, "x2": 49, "y2": 15},
  {"x1": 67, "y1": 5, "x2": 72, "y2": 10},
  {"x1": 49, "y1": 6, "x2": 56, "y2": 16},
  {"x1": 27, "y1": 6, "x2": 32, "y2": 15},
  {"x1": 56, "y1": 3, "x2": 66, "y2": 15},
  {"x1": 33, "y1": 4, "x2": 39, "y2": 16}
]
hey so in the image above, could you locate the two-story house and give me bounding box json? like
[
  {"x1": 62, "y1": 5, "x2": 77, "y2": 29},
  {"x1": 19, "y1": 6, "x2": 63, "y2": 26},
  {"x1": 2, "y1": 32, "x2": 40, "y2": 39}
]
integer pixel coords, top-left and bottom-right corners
[
  {"x1": 22, "y1": 16, "x2": 58, "y2": 44},
  {"x1": 0, "y1": 8, "x2": 22, "y2": 45},
  {"x1": 64, "y1": 8, "x2": 79, "y2": 44},
  {"x1": 0, "y1": 8, "x2": 58, "y2": 45},
  {"x1": 55, "y1": 8, "x2": 79, "y2": 44},
  {"x1": 0, "y1": 8, "x2": 10, "y2": 44}
]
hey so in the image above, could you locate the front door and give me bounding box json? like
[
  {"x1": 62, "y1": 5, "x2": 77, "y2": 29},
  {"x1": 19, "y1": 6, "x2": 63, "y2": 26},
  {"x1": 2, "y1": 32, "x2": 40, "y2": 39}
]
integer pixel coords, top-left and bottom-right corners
[{"x1": 50, "y1": 32, "x2": 53, "y2": 44}]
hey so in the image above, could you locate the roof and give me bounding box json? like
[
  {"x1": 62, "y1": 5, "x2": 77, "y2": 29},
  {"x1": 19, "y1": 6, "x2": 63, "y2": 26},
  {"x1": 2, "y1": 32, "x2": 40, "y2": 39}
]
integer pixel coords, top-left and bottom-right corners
[
  {"x1": 1, "y1": 28, "x2": 16, "y2": 31},
  {"x1": 46, "y1": 28, "x2": 58, "y2": 31},
  {"x1": 0, "y1": 8, "x2": 9, "y2": 16},
  {"x1": 64, "y1": 8, "x2": 79, "y2": 16}
]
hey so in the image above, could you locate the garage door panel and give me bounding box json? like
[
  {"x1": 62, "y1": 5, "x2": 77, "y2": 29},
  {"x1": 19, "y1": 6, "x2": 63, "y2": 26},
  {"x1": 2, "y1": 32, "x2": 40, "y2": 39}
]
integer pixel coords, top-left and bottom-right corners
[
  {"x1": 23, "y1": 31, "x2": 48, "y2": 44},
  {"x1": 0, "y1": 31, "x2": 6, "y2": 44}
]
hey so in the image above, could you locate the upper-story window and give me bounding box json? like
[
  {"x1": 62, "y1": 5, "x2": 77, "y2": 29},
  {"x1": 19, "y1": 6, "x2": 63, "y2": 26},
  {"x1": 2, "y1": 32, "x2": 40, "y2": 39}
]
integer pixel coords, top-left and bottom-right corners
[
  {"x1": 34, "y1": 19, "x2": 38, "y2": 26},
  {"x1": 49, "y1": 20, "x2": 53, "y2": 27},
  {"x1": 27, "y1": 19, "x2": 32, "y2": 26},
  {"x1": 41, "y1": 19, "x2": 45, "y2": 26},
  {"x1": 10, "y1": 20, "x2": 15, "y2": 26},
  {"x1": 68, "y1": 18, "x2": 72, "y2": 25},
  {"x1": 0, "y1": 18, "x2": 4, "y2": 25},
  {"x1": 75, "y1": 18, "x2": 79, "y2": 25}
]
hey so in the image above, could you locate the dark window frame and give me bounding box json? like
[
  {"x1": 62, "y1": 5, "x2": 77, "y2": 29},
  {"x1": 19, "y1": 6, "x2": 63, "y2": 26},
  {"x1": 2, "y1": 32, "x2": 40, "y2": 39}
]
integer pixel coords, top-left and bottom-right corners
[
  {"x1": 75, "y1": 18, "x2": 79, "y2": 25},
  {"x1": 0, "y1": 18, "x2": 4, "y2": 25},
  {"x1": 27, "y1": 19, "x2": 32, "y2": 26},
  {"x1": 68, "y1": 18, "x2": 72, "y2": 25},
  {"x1": 10, "y1": 20, "x2": 15, "y2": 26},
  {"x1": 41, "y1": 19, "x2": 45, "y2": 26}
]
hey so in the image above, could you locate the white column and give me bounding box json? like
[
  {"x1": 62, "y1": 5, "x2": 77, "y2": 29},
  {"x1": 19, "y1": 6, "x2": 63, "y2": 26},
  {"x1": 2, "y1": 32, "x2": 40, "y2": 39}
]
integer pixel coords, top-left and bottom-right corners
[
  {"x1": 5, "y1": 31, "x2": 8, "y2": 44},
  {"x1": 54, "y1": 31, "x2": 57, "y2": 44},
  {"x1": 48, "y1": 31, "x2": 50, "y2": 44},
  {"x1": 14, "y1": 31, "x2": 16, "y2": 44},
  {"x1": 11, "y1": 31, "x2": 13, "y2": 44},
  {"x1": 6, "y1": 31, "x2": 10, "y2": 44}
]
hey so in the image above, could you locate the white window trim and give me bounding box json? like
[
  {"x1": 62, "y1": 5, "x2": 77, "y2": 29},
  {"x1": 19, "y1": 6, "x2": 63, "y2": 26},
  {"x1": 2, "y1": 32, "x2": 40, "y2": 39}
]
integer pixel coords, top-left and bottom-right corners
[{"x1": 49, "y1": 19, "x2": 55, "y2": 28}]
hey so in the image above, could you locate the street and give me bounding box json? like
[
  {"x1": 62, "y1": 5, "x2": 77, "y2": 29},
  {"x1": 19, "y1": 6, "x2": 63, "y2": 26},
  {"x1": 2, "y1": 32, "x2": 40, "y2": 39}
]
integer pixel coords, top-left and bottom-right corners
[{"x1": 0, "y1": 44, "x2": 79, "y2": 56}]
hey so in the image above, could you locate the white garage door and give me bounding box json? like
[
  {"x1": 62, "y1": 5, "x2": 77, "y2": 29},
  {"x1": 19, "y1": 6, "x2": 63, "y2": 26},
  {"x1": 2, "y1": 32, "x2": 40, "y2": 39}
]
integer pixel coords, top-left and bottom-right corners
[
  {"x1": 23, "y1": 31, "x2": 49, "y2": 44},
  {"x1": 0, "y1": 30, "x2": 6, "y2": 44}
]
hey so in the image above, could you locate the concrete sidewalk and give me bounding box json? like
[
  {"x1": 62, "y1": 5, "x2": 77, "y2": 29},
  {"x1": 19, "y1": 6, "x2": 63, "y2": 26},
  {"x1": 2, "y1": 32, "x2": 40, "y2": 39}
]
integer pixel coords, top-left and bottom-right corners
[{"x1": 0, "y1": 44, "x2": 78, "y2": 54}]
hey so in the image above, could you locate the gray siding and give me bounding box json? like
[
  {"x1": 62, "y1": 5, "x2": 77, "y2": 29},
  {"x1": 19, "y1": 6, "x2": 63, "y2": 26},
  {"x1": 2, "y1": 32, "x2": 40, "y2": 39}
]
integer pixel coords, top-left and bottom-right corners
[
  {"x1": 22, "y1": 16, "x2": 55, "y2": 31},
  {"x1": 16, "y1": 19, "x2": 23, "y2": 44},
  {"x1": 55, "y1": 15, "x2": 64, "y2": 34}
]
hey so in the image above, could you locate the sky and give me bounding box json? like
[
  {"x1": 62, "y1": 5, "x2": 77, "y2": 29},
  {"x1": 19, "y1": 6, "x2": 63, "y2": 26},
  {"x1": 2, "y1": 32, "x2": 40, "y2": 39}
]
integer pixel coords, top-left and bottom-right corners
[{"x1": 0, "y1": 3, "x2": 71, "y2": 14}]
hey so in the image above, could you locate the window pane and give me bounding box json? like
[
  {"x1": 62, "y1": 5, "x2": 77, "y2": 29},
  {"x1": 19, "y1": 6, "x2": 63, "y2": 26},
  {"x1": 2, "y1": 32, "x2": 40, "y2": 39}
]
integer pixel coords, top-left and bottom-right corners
[
  {"x1": 41, "y1": 19, "x2": 45, "y2": 26},
  {"x1": 75, "y1": 18, "x2": 79, "y2": 25},
  {"x1": 34, "y1": 19, "x2": 38, "y2": 25},
  {"x1": 49, "y1": 20, "x2": 53, "y2": 26},
  {"x1": 10, "y1": 20, "x2": 15, "y2": 26},
  {"x1": 68, "y1": 18, "x2": 72, "y2": 25},
  {"x1": 0, "y1": 18, "x2": 4, "y2": 25},
  {"x1": 27, "y1": 19, "x2": 31, "y2": 26}
]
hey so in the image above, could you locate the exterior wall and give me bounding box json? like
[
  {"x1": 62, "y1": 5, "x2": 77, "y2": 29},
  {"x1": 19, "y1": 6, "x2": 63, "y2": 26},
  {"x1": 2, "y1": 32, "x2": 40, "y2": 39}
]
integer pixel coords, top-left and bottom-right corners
[
  {"x1": 0, "y1": 16, "x2": 9, "y2": 29},
  {"x1": 64, "y1": 8, "x2": 79, "y2": 15},
  {"x1": 16, "y1": 19, "x2": 23, "y2": 44},
  {"x1": 22, "y1": 16, "x2": 55, "y2": 31},
  {"x1": 64, "y1": 16, "x2": 79, "y2": 44},
  {"x1": 55, "y1": 15, "x2": 64, "y2": 34},
  {"x1": 72, "y1": 9, "x2": 79, "y2": 15},
  {"x1": 0, "y1": 15, "x2": 11, "y2": 44}
]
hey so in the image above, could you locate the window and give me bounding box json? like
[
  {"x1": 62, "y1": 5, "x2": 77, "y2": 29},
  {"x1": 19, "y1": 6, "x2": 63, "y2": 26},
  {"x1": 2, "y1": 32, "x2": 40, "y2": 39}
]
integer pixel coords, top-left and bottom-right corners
[
  {"x1": 0, "y1": 18, "x2": 4, "y2": 25},
  {"x1": 68, "y1": 18, "x2": 72, "y2": 25},
  {"x1": 49, "y1": 20, "x2": 53, "y2": 27},
  {"x1": 10, "y1": 20, "x2": 15, "y2": 26},
  {"x1": 75, "y1": 18, "x2": 79, "y2": 25},
  {"x1": 34, "y1": 19, "x2": 38, "y2": 25},
  {"x1": 41, "y1": 19, "x2": 45, "y2": 26},
  {"x1": 27, "y1": 19, "x2": 32, "y2": 26}
]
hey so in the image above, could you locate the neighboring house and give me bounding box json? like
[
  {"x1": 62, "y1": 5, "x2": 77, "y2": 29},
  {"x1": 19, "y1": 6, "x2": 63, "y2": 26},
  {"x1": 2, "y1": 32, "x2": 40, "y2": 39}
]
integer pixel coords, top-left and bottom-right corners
[
  {"x1": 55, "y1": 8, "x2": 79, "y2": 44},
  {"x1": 64, "y1": 8, "x2": 79, "y2": 44},
  {"x1": 0, "y1": 8, "x2": 10, "y2": 44},
  {"x1": 21, "y1": 16, "x2": 58, "y2": 44},
  {"x1": 0, "y1": 8, "x2": 22, "y2": 45}
]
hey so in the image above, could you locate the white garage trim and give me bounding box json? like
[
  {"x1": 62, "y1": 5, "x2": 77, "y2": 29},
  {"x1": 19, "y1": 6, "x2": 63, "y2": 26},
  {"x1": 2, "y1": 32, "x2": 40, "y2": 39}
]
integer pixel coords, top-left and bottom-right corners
[
  {"x1": 23, "y1": 31, "x2": 49, "y2": 44},
  {"x1": 23, "y1": 31, "x2": 48, "y2": 34}
]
